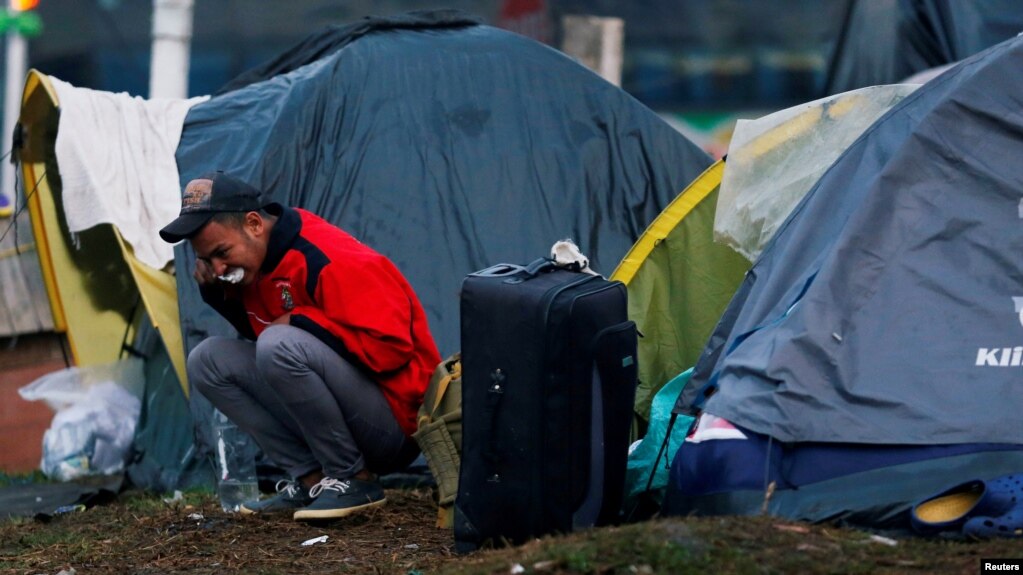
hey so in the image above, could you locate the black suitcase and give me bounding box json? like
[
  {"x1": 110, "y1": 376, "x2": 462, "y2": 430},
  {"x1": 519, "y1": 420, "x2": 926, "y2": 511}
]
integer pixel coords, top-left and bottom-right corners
[{"x1": 455, "y1": 258, "x2": 638, "y2": 552}]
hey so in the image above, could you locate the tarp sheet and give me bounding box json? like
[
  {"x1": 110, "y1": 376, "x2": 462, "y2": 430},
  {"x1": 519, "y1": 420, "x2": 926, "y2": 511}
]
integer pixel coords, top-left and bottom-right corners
[
  {"x1": 825, "y1": 0, "x2": 1023, "y2": 94},
  {"x1": 0, "y1": 475, "x2": 122, "y2": 519},
  {"x1": 173, "y1": 12, "x2": 711, "y2": 357},
  {"x1": 682, "y1": 34, "x2": 1023, "y2": 446}
]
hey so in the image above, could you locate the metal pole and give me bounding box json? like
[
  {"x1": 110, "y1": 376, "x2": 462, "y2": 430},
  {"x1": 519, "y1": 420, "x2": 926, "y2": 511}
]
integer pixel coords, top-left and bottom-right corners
[
  {"x1": 561, "y1": 15, "x2": 624, "y2": 87},
  {"x1": 149, "y1": 0, "x2": 194, "y2": 99},
  {"x1": 2, "y1": 27, "x2": 26, "y2": 205}
]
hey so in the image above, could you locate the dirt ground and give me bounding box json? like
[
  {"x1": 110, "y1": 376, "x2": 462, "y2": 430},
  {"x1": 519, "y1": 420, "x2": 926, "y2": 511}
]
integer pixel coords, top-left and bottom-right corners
[
  {"x1": 0, "y1": 487, "x2": 455, "y2": 574},
  {"x1": 3, "y1": 485, "x2": 1023, "y2": 575}
]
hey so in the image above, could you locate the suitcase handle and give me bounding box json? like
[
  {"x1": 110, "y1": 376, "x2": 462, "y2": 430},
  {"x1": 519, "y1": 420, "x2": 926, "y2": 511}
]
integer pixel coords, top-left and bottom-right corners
[
  {"x1": 472, "y1": 264, "x2": 522, "y2": 278},
  {"x1": 523, "y1": 257, "x2": 558, "y2": 277},
  {"x1": 470, "y1": 258, "x2": 559, "y2": 281}
]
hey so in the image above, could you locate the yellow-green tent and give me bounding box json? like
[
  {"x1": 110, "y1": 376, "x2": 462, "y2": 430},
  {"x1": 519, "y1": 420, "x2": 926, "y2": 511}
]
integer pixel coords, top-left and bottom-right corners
[
  {"x1": 19, "y1": 70, "x2": 207, "y2": 491},
  {"x1": 20, "y1": 70, "x2": 187, "y2": 395},
  {"x1": 610, "y1": 160, "x2": 749, "y2": 426}
]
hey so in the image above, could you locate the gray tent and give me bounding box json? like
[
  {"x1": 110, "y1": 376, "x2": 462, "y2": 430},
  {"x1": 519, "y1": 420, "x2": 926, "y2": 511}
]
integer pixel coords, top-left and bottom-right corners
[
  {"x1": 825, "y1": 0, "x2": 1023, "y2": 94},
  {"x1": 667, "y1": 32, "x2": 1023, "y2": 527},
  {"x1": 173, "y1": 12, "x2": 711, "y2": 358}
]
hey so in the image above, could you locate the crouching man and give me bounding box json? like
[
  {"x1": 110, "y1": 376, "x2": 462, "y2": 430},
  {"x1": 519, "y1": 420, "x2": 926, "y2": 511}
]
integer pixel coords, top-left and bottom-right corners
[{"x1": 159, "y1": 171, "x2": 440, "y2": 521}]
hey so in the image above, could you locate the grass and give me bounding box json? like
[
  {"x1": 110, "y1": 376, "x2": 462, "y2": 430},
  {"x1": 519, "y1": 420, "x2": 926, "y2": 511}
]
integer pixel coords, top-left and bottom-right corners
[
  {"x1": 0, "y1": 470, "x2": 48, "y2": 487},
  {"x1": 442, "y1": 515, "x2": 1023, "y2": 575},
  {"x1": 120, "y1": 487, "x2": 212, "y2": 513}
]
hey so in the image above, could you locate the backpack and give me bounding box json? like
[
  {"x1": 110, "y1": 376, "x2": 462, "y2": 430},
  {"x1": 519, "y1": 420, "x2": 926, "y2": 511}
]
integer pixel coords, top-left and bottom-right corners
[{"x1": 413, "y1": 353, "x2": 462, "y2": 528}]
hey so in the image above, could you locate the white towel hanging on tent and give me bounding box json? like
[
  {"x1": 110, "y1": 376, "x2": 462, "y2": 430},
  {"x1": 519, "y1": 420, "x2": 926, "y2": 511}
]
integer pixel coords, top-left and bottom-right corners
[{"x1": 50, "y1": 76, "x2": 208, "y2": 269}]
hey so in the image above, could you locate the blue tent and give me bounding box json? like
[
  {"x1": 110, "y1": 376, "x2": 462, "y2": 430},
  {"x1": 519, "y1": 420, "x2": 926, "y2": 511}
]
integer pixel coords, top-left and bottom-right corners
[
  {"x1": 668, "y1": 33, "x2": 1023, "y2": 528},
  {"x1": 173, "y1": 11, "x2": 711, "y2": 359}
]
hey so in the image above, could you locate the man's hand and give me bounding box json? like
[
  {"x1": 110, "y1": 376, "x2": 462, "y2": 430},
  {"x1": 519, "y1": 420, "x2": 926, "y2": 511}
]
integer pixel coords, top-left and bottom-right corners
[
  {"x1": 271, "y1": 313, "x2": 292, "y2": 326},
  {"x1": 194, "y1": 258, "x2": 217, "y2": 287}
]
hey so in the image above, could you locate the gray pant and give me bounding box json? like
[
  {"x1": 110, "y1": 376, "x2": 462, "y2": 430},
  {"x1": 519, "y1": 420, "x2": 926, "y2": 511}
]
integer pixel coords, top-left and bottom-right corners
[{"x1": 187, "y1": 324, "x2": 418, "y2": 480}]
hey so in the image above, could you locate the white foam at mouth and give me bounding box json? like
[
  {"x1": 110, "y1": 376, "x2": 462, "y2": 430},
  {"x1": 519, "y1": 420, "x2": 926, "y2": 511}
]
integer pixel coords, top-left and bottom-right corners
[{"x1": 217, "y1": 267, "x2": 244, "y2": 284}]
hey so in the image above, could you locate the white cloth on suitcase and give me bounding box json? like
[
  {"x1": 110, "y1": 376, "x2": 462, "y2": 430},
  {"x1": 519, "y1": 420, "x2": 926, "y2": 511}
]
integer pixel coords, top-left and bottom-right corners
[{"x1": 550, "y1": 239, "x2": 600, "y2": 276}]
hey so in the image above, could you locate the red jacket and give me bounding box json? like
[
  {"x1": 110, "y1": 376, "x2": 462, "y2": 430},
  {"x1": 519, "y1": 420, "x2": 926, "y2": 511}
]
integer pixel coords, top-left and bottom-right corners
[{"x1": 201, "y1": 205, "x2": 440, "y2": 436}]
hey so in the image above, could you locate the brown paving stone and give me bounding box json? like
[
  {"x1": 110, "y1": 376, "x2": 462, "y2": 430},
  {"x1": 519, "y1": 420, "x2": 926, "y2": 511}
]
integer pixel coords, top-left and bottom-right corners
[{"x1": 0, "y1": 333, "x2": 69, "y2": 472}]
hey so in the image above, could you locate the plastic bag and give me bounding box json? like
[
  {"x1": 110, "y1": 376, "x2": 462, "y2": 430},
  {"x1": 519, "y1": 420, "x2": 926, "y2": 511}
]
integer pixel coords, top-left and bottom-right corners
[
  {"x1": 715, "y1": 84, "x2": 919, "y2": 262},
  {"x1": 19, "y1": 358, "x2": 144, "y2": 481}
]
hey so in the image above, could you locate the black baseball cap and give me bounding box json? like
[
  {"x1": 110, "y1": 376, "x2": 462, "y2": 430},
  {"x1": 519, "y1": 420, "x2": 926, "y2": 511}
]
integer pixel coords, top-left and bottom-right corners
[{"x1": 159, "y1": 171, "x2": 270, "y2": 243}]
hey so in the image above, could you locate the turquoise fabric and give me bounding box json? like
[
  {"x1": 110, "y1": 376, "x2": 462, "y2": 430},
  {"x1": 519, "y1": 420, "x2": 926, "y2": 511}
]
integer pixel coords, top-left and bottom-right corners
[{"x1": 623, "y1": 368, "x2": 694, "y2": 507}]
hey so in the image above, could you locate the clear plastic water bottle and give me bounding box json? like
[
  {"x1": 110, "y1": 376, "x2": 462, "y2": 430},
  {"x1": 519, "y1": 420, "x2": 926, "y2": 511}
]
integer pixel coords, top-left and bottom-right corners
[{"x1": 212, "y1": 411, "x2": 259, "y2": 512}]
